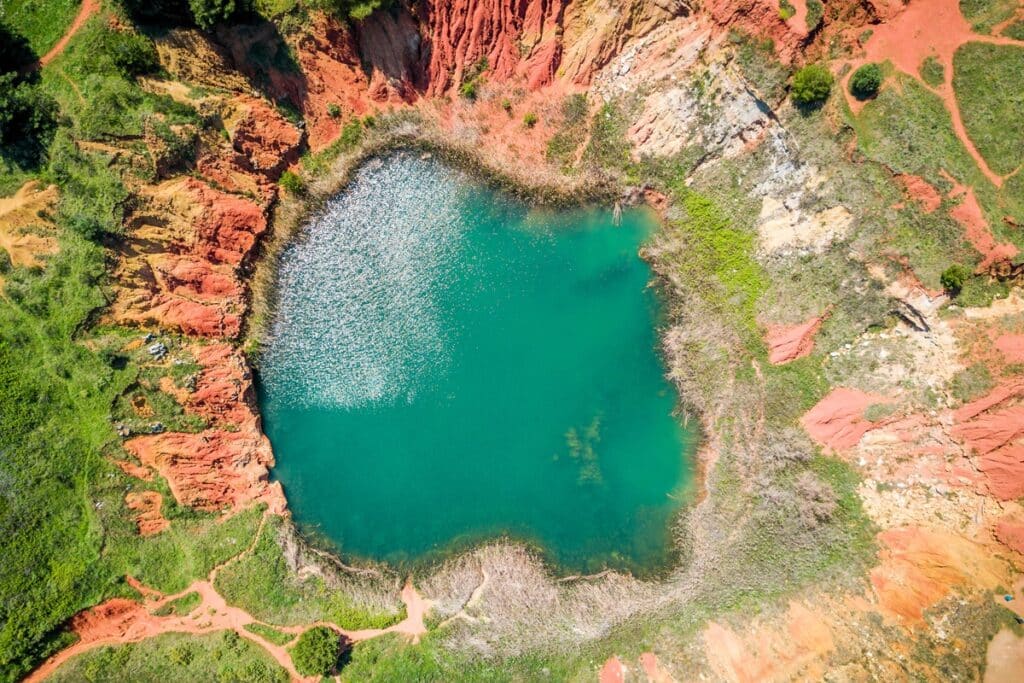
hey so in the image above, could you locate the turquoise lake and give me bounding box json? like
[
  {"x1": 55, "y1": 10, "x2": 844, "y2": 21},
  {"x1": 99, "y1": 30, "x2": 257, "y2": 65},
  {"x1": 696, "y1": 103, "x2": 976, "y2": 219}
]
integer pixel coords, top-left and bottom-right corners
[{"x1": 258, "y1": 154, "x2": 696, "y2": 573}]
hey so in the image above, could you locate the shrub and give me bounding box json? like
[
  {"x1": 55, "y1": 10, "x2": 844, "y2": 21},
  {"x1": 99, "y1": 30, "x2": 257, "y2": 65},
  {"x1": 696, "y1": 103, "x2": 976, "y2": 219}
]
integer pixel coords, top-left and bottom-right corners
[
  {"x1": 779, "y1": 0, "x2": 796, "y2": 20},
  {"x1": 307, "y1": 0, "x2": 387, "y2": 21},
  {"x1": 522, "y1": 112, "x2": 538, "y2": 128},
  {"x1": 791, "y1": 64, "x2": 834, "y2": 105},
  {"x1": 919, "y1": 55, "x2": 945, "y2": 87},
  {"x1": 805, "y1": 0, "x2": 824, "y2": 30},
  {"x1": 327, "y1": 103, "x2": 342, "y2": 119},
  {"x1": 47, "y1": 131, "x2": 129, "y2": 240},
  {"x1": 500, "y1": 98, "x2": 512, "y2": 114},
  {"x1": 0, "y1": 73, "x2": 58, "y2": 168},
  {"x1": 279, "y1": 170, "x2": 305, "y2": 195},
  {"x1": 290, "y1": 627, "x2": 340, "y2": 677},
  {"x1": 849, "y1": 63, "x2": 883, "y2": 99},
  {"x1": 189, "y1": 0, "x2": 238, "y2": 30},
  {"x1": 458, "y1": 79, "x2": 479, "y2": 100},
  {"x1": 118, "y1": 0, "x2": 193, "y2": 25},
  {"x1": 0, "y1": 247, "x2": 11, "y2": 274},
  {"x1": 940, "y1": 263, "x2": 971, "y2": 293},
  {"x1": 950, "y1": 362, "x2": 994, "y2": 404},
  {"x1": 0, "y1": 23, "x2": 36, "y2": 73},
  {"x1": 110, "y1": 34, "x2": 159, "y2": 77}
]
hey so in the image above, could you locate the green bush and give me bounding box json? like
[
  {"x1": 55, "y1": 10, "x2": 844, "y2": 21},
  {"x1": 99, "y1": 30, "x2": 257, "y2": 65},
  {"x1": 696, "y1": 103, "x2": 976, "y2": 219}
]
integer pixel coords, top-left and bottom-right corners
[
  {"x1": 805, "y1": 0, "x2": 824, "y2": 29},
  {"x1": 279, "y1": 170, "x2": 305, "y2": 195},
  {"x1": 940, "y1": 263, "x2": 972, "y2": 293},
  {"x1": 778, "y1": 0, "x2": 796, "y2": 20},
  {"x1": 522, "y1": 112, "x2": 538, "y2": 128},
  {"x1": 189, "y1": 0, "x2": 238, "y2": 30},
  {"x1": 0, "y1": 73, "x2": 58, "y2": 169},
  {"x1": 309, "y1": 0, "x2": 387, "y2": 20},
  {"x1": 118, "y1": 0, "x2": 193, "y2": 25},
  {"x1": 458, "y1": 79, "x2": 479, "y2": 100},
  {"x1": 47, "y1": 131, "x2": 129, "y2": 240},
  {"x1": 791, "y1": 64, "x2": 834, "y2": 105},
  {"x1": 849, "y1": 63, "x2": 883, "y2": 99},
  {"x1": 99, "y1": 30, "x2": 159, "y2": 77},
  {"x1": 919, "y1": 56, "x2": 945, "y2": 87},
  {"x1": 290, "y1": 627, "x2": 341, "y2": 677},
  {"x1": 327, "y1": 102, "x2": 342, "y2": 119},
  {"x1": 950, "y1": 362, "x2": 994, "y2": 403}
]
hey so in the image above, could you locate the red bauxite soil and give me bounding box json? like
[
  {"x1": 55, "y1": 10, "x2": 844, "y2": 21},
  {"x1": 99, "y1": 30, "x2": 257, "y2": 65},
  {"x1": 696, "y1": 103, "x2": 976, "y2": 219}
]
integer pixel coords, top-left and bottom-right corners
[
  {"x1": 801, "y1": 388, "x2": 894, "y2": 451},
  {"x1": 764, "y1": 313, "x2": 827, "y2": 365}
]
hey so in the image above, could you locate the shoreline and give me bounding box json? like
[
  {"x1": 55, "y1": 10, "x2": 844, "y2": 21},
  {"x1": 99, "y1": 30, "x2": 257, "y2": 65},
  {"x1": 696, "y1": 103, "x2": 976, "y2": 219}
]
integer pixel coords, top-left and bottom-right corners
[{"x1": 242, "y1": 120, "x2": 717, "y2": 585}]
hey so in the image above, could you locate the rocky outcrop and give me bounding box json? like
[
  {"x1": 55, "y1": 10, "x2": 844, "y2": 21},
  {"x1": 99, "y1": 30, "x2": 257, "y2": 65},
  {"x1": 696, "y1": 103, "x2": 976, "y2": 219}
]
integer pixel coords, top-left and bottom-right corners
[
  {"x1": 870, "y1": 527, "x2": 1005, "y2": 622},
  {"x1": 124, "y1": 341, "x2": 284, "y2": 513},
  {"x1": 418, "y1": 0, "x2": 569, "y2": 93},
  {"x1": 125, "y1": 491, "x2": 170, "y2": 536},
  {"x1": 764, "y1": 313, "x2": 826, "y2": 364},
  {"x1": 801, "y1": 388, "x2": 894, "y2": 451},
  {"x1": 226, "y1": 97, "x2": 304, "y2": 179},
  {"x1": 108, "y1": 178, "x2": 268, "y2": 338},
  {"x1": 126, "y1": 429, "x2": 282, "y2": 512}
]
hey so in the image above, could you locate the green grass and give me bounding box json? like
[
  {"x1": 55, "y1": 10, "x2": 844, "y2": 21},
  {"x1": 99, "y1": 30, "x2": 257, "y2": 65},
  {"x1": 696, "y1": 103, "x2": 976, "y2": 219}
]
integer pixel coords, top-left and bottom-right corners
[
  {"x1": 0, "y1": 229, "x2": 134, "y2": 682},
  {"x1": 152, "y1": 591, "x2": 202, "y2": 617},
  {"x1": 0, "y1": 0, "x2": 81, "y2": 56},
  {"x1": 244, "y1": 623, "x2": 295, "y2": 646},
  {"x1": 952, "y1": 42, "x2": 1024, "y2": 176},
  {"x1": 849, "y1": 71, "x2": 1024, "y2": 251},
  {"x1": 728, "y1": 29, "x2": 791, "y2": 103},
  {"x1": 47, "y1": 630, "x2": 289, "y2": 683},
  {"x1": 1004, "y1": 20, "x2": 1024, "y2": 40},
  {"x1": 115, "y1": 507, "x2": 264, "y2": 595},
  {"x1": 665, "y1": 188, "x2": 768, "y2": 345},
  {"x1": 583, "y1": 101, "x2": 633, "y2": 170},
  {"x1": 545, "y1": 94, "x2": 589, "y2": 168},
  {"x1": 919, "y1": 56, "x2": 945, "y2": 88},
  {"x1": 214, "y1": 516, "x2": 403, "y2": 630},
  {"x1": 805, "y1": 0, "x2": 824, "y2": 30},
  {"x1": 950, "y1": 362, "x2": 995, "y2": 404},
  {"x1": 959, "y1": 0, "x2": 1019, "y2": 34}
]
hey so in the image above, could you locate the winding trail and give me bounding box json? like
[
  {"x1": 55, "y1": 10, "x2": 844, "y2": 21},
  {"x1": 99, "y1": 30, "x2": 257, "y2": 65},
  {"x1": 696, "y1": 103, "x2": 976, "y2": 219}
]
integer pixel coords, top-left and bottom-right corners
[
  {"x1": 37, "y1": 0, "x2": 100, "y2": 69},
  {"x1": 840, "y1": 0, "x2": 1024, "y2": 188},
  {"x1": 25, "y1": 511, "x2": 433, "y2": 682}
]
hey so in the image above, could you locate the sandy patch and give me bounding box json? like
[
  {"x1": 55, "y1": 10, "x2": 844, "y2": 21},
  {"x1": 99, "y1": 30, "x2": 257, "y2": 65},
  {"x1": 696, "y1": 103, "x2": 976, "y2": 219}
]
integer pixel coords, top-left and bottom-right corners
[{"x1": 0, "y1": 181, "x2": 59, "y2": 269}]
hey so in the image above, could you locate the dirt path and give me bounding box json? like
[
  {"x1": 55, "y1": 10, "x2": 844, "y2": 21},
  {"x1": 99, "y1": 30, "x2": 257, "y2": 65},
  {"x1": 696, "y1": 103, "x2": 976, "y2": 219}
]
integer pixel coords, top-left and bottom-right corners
[
  {"x1": 37, "y1": 0, "x2": 100, "y2": 68},
  {"x1": 841, "y1": 0, "x2": 1024, "y2": 188},
  {"x1": 25, "y1": 511, "x2": 433, "y2": 682}
]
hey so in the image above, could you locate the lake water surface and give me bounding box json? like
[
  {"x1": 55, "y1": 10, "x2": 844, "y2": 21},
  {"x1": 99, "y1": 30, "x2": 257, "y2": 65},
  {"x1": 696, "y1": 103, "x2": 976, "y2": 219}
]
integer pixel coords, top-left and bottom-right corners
[{"x1": 259, "y1": 154, "x2": 696, "y2": 573}]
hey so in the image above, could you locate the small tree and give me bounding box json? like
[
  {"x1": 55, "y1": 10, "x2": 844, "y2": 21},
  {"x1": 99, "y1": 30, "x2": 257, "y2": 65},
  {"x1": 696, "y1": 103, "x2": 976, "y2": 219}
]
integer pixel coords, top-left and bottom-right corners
[
  {"x1": 849, "y1": 63, "x2": 883, "y2": 100},
  {"x1": 279, "y1": 171, "x2": 305, "y2": 196},
  {"x1": 940, "y1": 264, "x2": 971, "y2": 294},
  {"x1": 189, "y1": 0, "x2": 237, "y2": 30},
  {"x1": 523, "y1": 112, "x2": 538, "y2": 128},
  {"x1": 290, "y1": 627, "x2": 340, "y2": 677},
  {"x1": 791, "y1": 64, "x2": 834, "y2": 105}
]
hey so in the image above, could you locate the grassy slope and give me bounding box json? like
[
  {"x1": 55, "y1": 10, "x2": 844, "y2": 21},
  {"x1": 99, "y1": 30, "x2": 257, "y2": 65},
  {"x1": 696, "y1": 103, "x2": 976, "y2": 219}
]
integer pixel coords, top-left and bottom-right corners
[
  {"x1": 46, "y1": 631, "x2": 289, "y2": 683},
  {"x1": 953, "y1": 42, "x2": 1024, "y2": 177},
  {"x1": 0, "y1": 11, "x2": 270, "y2": 682},
  {"x1": 0, "y1": 0, "x2": 81, "y2": 55},
  {"x1": 214, "y1": 516, "x2": 404, "y2": 631}
]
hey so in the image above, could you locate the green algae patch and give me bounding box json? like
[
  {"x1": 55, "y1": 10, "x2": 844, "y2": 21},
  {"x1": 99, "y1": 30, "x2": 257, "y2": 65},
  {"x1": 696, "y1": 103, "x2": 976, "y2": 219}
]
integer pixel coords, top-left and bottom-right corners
[{"x1": 258, "y1": 154, "x2": 696, "y2": 574}]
